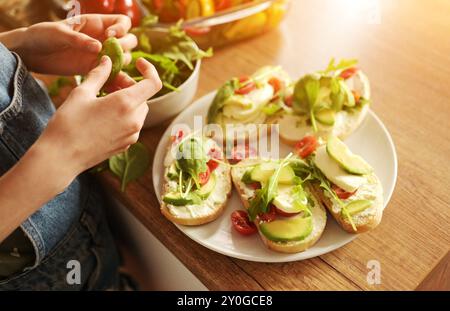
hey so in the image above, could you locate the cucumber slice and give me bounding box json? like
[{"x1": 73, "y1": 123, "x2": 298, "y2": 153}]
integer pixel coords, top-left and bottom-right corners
[
  {"x1": 259, "y1": 216, "x2": 312, "y2": 242},
  {"x1": 315, "y1": 109, "x2": 336, "y2": 125},
  {"x1": 250, "y1": 162, "x2": 295, "y2": 184},
  {"x1": 196, "y1": 173, "x2": 216, "y2": 199},
  {"x1": 326, "y1": 135, "x2": 373, "y2": 175},
  {"x1": 346, "y1": 199, "x2": 372, "y2": 215}
]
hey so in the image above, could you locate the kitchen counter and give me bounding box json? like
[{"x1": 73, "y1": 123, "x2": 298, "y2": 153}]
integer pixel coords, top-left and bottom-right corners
[{"x1": 99, "y1": 0, "x2": 450, "y2": 290}]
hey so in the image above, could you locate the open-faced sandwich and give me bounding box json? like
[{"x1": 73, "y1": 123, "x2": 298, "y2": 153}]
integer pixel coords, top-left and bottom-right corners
[
  {"x1": 267, "y1": 58, "x2": 371, "y2": 145},
  {"x1": 161, "y1": 130, "x2": 232, "y2": 225},
  {"x1": 230, "y1": 154, "x2": 327, "y2": 253},
  {"x1": 207, "y1": 66, "x2": 292, "y2": 140},
  {"x1": 303, "y1": 135, "x2": 384, "y2": 233}
]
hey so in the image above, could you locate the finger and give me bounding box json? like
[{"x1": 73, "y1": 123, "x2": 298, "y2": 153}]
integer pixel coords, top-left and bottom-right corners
[
  {"x1": 61, "y1": 25, "x2": 102, "y2": 53},
  {"x1": 117, "y1": 33, "x2": 138, "y2": 51},
  {"x1": 104, "y1": 15, "x2": 132, "y2": 38},
  {"x1": 103, "y1": 71, "x2": 136, "y2": 93},
  {"x1": 108, "y1": 58, "x2": 162, "y2": 106},
  {"x1": 81, "y1": 56, "x2": 112, "y2": 95}
]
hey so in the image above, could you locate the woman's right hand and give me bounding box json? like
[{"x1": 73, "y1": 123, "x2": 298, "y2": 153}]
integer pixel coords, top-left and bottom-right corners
[{"x1": 37, "y1": 56, "x2": 162, "y2": 182}]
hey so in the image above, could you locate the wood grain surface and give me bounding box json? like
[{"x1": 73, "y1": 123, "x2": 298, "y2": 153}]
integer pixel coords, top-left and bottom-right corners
[{"x1": 7, "y1": 0, "x2": 447, "y2": 290}]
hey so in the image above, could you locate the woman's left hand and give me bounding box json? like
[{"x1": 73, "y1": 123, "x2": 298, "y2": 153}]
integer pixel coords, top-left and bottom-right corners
[{"x1": 16, "y1": 14, "x2": 137, "y2": 75}]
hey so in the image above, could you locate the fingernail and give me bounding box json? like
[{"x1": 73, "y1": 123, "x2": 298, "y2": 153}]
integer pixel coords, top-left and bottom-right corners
[
  {"x1": 107, "y1": 29, "x2": 116, "y2": 37},
  {"x1": 101, "y1": 55, "x2": 109, "y2": 64},
  {"x1": 87, "y1": 41, "x2": 100, "y2": 53}
]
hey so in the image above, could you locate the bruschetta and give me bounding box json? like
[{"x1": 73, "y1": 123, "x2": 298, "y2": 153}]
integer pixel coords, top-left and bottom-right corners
[{"x1": 161, "y1": 131, "x2": 232, "y2": 225}]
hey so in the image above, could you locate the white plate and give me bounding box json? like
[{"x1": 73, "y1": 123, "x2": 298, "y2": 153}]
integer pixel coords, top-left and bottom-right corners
[{"x1": 152, "y1": 92, "x2": 397, "y2": 263}]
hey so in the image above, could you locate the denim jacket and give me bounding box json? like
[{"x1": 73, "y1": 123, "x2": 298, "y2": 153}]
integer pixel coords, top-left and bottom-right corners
[{"x1": 0, "y1": 43, "x2": 119, "y2": 290}]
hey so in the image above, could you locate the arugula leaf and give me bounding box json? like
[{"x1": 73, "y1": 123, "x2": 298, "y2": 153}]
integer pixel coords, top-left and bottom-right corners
[
  {"x1": 176, "y1": 137, "x2": 208, "y2": 188},
  {"x1": 207, "y1": 78, "x2": 239, "y2": 123},
  {"x1": 109, "y1": 142, "x2": 150, "y2": 192},
  {"x1": 248, "y1": 154, "x2": 293, "y2": 221},
  {"x1": 319, "y1": 58, "x2": 358, "y2": 75},
  {"x1": 310, "y1": 164, "x2": 357, "y2": 231},
  {"x1": 241, "y1": 170, "x2": 255, "y2": 184}
]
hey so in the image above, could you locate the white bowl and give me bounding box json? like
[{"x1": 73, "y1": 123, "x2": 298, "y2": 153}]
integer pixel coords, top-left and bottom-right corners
[{"x1": 143, "y1": 59, "x2": 201, "y2": 128}]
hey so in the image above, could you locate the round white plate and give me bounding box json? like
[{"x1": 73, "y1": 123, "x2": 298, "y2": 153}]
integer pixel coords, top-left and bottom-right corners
[{"x1": 152, "y1": 92, "x2": 397, "y2": 262}]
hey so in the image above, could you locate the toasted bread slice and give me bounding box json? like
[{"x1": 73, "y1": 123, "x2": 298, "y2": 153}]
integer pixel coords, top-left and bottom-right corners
[
  {"x1": 231, "y1": 158, "x2": 327, "y2": 253},
  {"x1": 160, "y1": 137, "x2": 232, "y2": 226},
  {"x1": 309, "y1": 173, "x2": 383, "y2": 233},
  {"x1": 268, "y1": 70, "x2": 371, "y2": 146}
]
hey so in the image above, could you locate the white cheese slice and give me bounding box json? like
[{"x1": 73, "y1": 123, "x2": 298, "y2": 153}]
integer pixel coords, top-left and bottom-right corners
[{"x1": 314, "y1": 146, "x2": 365, "y2": 192}]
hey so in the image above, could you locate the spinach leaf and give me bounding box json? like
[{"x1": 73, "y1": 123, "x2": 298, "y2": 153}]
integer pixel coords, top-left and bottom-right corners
[
  {"x1": 109, "y1": 142, "x2": 150, "y2": 192},
  {"x1": 207, "y1": 78, "x2": 239, "y2": 123}
]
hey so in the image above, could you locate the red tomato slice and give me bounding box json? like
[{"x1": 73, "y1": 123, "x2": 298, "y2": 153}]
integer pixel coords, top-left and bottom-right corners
[
  {"x1": 340, "y1": 67, "x2": 358, "y2": 80},
  {"x1": 198, "y1": 166, "x2": 211, "y2": 186},
  {"x1": 247, "y1": 182, "x2": 261, "y2": 190},
  {"x1": 274, "y1": 204, "x2": 300, "y2": 217},
  {"x1": 268, "y1": 77, "x2": 283, "y2": 94},
  {"x1": 332, "y1": 184, "x2": 357, "y2": 199},
  {"x1": 231, "y1": 210, "x2": 257, "y2": 235},
  {"x1": 207, "y1": 148, "x2": 222, "y2": 171},
  {"x1": 229, "y1": 144, "x2": 257, "y2": 164},
  {"x1": 235, "y1": 77, "x2": 256, "y2": 95},
  {"x1": 170, "y1": 129, "x2": 184, "y2": 143},
  {"x1": 284, "y1": 94, "x2": 294, "y2": 107},
  {"x1": 214, "y1": 0, "x2": 232, "y2": 11},
  {"x1": 258, "y1": 205, "x2": 276, "y2": 223},
  {"x1": 294, "y1": 136, "x2": 318, "y2": 159}
]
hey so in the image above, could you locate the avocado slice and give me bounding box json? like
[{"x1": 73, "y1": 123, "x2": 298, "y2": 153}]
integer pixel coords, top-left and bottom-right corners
[
  {"x1": 163, "y1": 192, "x2": 201, "y2": 206},
  {"x1": 326, "y1": 135, "x2": 373, "y2": 175},
  {"x1": 315, "y1": 108, "x2": 336, "y2": 125},
  {"x1": 345, "y1": 199, "x2": 372, "y2": 215},
  {"x1": 250, "y1": 162, "x2": 295, "y2": 184},
  {"x1": 260, "y1": 216, "x2": 312, "y2": 242},
  {"x1": 196, "y1": 173, "x2": 216, "y2": 199}
]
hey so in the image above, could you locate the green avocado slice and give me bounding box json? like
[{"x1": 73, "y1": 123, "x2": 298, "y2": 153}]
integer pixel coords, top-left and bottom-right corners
[{"x1": 259, "y1": 216, "x2": 312, "y2": 242}]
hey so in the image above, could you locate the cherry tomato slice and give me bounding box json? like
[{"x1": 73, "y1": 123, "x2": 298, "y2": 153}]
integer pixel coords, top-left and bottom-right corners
[
  {"x1": 258, "y1": 205, "x2": 276, "y2": 223},
  {"x1": 198, "y1": 166, "x2": 211, "y2": 186},
  {"x1": 268, "y1": 77, "x2": 283, "y2": 94},
  {"x1": 332, "y1": 184, "x2": 357, "y2": 199},
  {"x1": 170, "y1": 129, "x2": 184, "y2": 143},
  {"x1": 235, "y1": 77, "x2": 256, "y2": 95},
  {"x1": 231, "y1": 210, "x2": 257, "y2": 235},
  {"x1": 247, "y1": 182, "x2": 261, "y2": 190},
  {"x1": 229, "y1": 144, "x2": 257, "y2": 164},
  {"x1": 207, "y1": 148, "x2": 222, "y2": 171},
  {"x1": 284, "y1": 94, "x2": 294, "y2": 107},
  {"x1": 340, "y1": 67, "x2": 358, "y2": 80},
  {"x1": 294, "y1": 136, "x2": 318, "y2": 159}
]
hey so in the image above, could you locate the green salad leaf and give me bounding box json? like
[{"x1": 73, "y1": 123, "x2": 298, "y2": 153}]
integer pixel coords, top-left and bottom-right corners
[
  {"x1": 176, "y1": 137, "x2": 208, "y2": 188},
  {"x1": 319, "y1": 58, "x2": 358, "y2": 75},
  {"x1": 109, "y1": 142, "x2": 150, "y2": 192}
]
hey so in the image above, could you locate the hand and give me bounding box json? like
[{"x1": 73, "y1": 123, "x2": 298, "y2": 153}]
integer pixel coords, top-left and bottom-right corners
[
  {"x1": 15, "y1": 14, "x2": 137, "y2": 75},
  {"x1": 36, "y1": 56, "x2": 162, "y2": 180}
]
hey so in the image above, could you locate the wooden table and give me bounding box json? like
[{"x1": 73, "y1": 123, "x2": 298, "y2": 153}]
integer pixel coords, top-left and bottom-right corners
[{"x1": 99, "y1": 0, "x2": 450, "y2": 290}]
